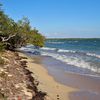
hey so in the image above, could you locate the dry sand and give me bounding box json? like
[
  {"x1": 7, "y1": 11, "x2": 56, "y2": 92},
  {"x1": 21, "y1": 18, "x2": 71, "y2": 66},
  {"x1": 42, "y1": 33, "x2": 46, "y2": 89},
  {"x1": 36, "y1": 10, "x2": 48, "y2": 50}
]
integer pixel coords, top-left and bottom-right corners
[{"x1": 18, "y1": 52, "x2": 78, "y2": 100}]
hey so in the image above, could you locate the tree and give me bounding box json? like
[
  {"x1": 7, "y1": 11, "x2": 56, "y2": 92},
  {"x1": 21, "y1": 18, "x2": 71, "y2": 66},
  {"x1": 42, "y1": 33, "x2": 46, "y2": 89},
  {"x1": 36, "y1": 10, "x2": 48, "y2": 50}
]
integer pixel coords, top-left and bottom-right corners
[
  {"x1": 30, "y1": 31, "x2": 45, "y2": 47},
  {"x1": 0, "y1": 4, "x2": 45, "y2": 50}
]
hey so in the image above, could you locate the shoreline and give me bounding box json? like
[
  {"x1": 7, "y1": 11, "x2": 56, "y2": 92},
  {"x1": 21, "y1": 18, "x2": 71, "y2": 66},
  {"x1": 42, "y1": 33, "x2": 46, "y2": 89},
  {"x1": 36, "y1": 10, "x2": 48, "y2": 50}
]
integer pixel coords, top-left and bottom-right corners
[{"x1": 18, "y1": 52, "x2": 78, "y2": 100}]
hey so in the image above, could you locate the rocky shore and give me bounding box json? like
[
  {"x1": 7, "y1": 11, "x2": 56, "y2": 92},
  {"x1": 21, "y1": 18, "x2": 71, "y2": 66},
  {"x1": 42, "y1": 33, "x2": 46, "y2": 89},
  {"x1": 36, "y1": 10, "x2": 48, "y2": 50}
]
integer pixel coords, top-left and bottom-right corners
[{"x1": 0, "y1": 51, "x2": 46, "y2": 100}]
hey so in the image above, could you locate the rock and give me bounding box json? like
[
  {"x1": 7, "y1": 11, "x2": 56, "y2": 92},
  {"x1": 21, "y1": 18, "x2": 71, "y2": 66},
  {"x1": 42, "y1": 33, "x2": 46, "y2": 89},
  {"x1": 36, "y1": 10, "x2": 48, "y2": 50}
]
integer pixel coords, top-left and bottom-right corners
[
  {"x1": 15, "y1": 84, "x2": 20, "y2": 89},
  {"x1": 8, "y1": 74, "x2": 12, "y2": 77},
  {"x1": 0, "y1": 69, "x2": 4, "y2": 72},
  {"x1": 5, "y1": 72, "x2": 8, "y2": 74},
  {"x1": 22, "y1": 88, "x2": 33, "y2": 99}
]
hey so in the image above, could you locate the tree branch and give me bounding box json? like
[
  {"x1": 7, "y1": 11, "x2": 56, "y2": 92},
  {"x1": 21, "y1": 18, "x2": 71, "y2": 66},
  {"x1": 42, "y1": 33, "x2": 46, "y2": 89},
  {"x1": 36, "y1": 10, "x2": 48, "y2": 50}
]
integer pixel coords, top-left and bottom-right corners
[{"x1": 0, "y1": 33, "x2": 17, "y2": 42}]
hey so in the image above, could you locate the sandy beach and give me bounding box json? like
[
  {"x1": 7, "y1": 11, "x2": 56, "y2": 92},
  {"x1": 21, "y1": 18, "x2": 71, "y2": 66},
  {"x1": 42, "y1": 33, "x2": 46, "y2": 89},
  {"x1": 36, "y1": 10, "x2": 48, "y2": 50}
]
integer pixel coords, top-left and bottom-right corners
[
  {"x1": 1, "y1": 0, "x2": 100, "y2": 100},
  {"x1": 18, "y1": 52, "x2": 78, "y2": 100}
]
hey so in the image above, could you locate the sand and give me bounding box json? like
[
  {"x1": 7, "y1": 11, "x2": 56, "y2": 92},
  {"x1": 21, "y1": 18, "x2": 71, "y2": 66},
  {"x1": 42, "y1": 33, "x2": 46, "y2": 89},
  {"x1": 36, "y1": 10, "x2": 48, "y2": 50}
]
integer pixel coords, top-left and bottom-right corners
[{"x1": 18, "y1": 52, "x2": 78, "y2": 100}]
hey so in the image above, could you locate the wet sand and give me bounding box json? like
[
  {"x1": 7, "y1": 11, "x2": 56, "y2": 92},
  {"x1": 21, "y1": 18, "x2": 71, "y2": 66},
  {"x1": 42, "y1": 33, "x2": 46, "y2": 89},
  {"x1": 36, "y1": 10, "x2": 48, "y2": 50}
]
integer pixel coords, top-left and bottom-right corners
[
  {"x1": 29, "y1": 55, "x2": 100, "y2": 100},
  {"x1": 18, "y1": 52, "x2": 78, "y2": 100},
  {"x1": 18, "y1": 52, "x2": 100, "y2": 100}
]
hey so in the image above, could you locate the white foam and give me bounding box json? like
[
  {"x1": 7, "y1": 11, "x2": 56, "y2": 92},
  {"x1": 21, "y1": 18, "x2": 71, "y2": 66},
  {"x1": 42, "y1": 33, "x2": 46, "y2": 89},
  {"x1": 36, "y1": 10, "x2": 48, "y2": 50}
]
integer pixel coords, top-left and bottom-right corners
[
  {"x1": 41, "y1": 47, "x2": 77, "y2": 54},
  {"x1": 41, "y1": 52, "x2": 100, "y2": 73},
  {"x1": 19, "y1": 46, "x2": 100, "y2": 74},
  {"x1": 58, "y1": 49, "x2": 76, "y2": 53},
  {"x1": 19, "y1": 47, "x2": 33, "y2": 52},
  {"x1": 26, "y1": 44, "x2": 34, "y2": 48},
  {"x1": 86, "y1": 53, "x2": 100, "y2": 59},
  {"x1": 19, "y1": 47, "x2": 38, "y2": 54},
  {"x1": 41, "y1": 47, "x2": 56, "y2": 51}
]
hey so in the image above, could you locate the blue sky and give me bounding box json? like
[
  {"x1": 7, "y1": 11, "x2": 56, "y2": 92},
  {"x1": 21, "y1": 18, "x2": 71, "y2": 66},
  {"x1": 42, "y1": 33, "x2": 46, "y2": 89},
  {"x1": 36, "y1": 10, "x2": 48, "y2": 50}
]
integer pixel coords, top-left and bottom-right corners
[{"x1": 1, "y1": 0, "x2": 100, "y2": 38}]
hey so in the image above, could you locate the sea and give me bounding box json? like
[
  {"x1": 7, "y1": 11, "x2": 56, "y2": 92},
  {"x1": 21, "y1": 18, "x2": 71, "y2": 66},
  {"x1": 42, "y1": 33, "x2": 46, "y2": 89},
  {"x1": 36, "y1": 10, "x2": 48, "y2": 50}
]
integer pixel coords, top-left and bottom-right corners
[
  {"x1": 19, "y1": 38, "x2": 100, "y2": 99},
  {"x1": 20, "y1": 38, "x2": 100, "y2": 77}
]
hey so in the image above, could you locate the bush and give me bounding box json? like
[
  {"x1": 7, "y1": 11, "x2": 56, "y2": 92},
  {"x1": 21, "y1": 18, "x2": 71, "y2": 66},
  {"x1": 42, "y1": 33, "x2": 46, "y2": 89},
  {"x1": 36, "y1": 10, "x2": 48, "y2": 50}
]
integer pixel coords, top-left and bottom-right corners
[{"x1": 0, "y1": 43, "x2": 5, "y2": 52}]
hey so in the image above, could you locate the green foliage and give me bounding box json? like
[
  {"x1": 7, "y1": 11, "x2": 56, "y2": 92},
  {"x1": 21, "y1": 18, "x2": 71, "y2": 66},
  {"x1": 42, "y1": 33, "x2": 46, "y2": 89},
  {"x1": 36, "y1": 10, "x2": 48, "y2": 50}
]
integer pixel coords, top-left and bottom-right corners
[
  {"x1": 0, "y1": 4, "x2": 45, "y2": 50},
  {"x1": 0, "y1": 43, "x2": 5, "y2": 52},
  {"x1": 31, "y1": 32, "x2": 45, "y2": 47}
]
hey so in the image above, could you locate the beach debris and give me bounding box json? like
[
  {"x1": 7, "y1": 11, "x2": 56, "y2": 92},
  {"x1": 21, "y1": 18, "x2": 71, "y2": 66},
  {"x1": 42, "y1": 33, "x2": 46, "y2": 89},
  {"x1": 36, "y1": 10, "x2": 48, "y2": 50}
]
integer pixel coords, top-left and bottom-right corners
[
  {"x1": 0, "y1": 51, "x2": 46, "y2": 99},
  {"x1": 8, "y1": 74, "x2": 12, "y2": 77}
]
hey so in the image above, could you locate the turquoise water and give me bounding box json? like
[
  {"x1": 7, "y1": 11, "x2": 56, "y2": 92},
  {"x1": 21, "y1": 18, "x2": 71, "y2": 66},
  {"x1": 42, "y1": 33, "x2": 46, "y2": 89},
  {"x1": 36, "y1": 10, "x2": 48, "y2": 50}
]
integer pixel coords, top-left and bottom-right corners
[
  {"x1": 20, "y1": 38, "x2": 100, "y2": 76},
  {"x1": 19, "y1": 38, "x2": 100, "y2": 99},
  {"x1": 42, "y1": 38, "x2": 100, "y2": 75},
  {"x1": 45, "y1": 38, "x2": 100, "y2": 54}
]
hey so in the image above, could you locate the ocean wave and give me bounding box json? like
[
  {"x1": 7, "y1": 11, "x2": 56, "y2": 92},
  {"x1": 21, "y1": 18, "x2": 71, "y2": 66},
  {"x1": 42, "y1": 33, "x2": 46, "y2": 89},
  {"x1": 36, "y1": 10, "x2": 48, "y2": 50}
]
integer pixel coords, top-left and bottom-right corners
[
  {"x1": 41, "y1": 47, "x2": 100, "y2": 59},
  {"x1": 19, "y1": 46, "x2": 100, "y2": 74},
  {"x1": 47, "y1": 41, "x2": 65, "y2": 44},
  {"x1": 41, "y1": 47, "x2": 56, "y2": 51},
  {"x1": 86, "y1": 53, "x2": 100, "y2": 59},
  {"x1": 41, "y1": 47, "x2": 76, "y2": 53},
  {"x1": 68, "y1": 41, "x2": 79, "y2": 43},
  {"x1": 21, "y1": 46, "x2": 100, "y2": 60},
  {"x1": 26, "y1": 44, "x2": 34, "y2": 48},
  {"x1": 57, "y1": 49, "x2": 76, "y2": 53},
  {"x1": 41, "y1": 52, "x2": 100, "y2": 73},
  {"x1": 19, "y1": 47, "x2": 33, "y2": 51},
  {"x1": 19, "y1": 47, "x2": 40, "y2": 54}
]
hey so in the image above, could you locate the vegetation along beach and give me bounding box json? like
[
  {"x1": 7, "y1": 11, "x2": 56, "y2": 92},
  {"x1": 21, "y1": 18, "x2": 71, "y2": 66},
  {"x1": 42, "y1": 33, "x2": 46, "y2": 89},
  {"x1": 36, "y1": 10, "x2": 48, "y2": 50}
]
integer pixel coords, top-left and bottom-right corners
[{"x1": 0, "y1": 0, "x2": 100, "y2": 100}]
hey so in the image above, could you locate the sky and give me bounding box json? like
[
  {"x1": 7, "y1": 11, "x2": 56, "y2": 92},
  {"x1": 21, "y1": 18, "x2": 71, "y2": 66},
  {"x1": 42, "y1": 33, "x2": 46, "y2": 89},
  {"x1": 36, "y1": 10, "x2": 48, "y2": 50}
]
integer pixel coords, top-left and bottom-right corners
[{"x1": 1, "y1": 0, "x2": 100, "y2": 38}]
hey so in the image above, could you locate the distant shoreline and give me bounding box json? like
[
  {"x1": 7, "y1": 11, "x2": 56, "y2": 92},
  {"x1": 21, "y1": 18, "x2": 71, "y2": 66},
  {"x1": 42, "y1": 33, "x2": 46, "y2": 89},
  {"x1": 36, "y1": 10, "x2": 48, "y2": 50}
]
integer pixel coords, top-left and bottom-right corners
[{"x1": 46, "y1": 38, "x2": 100, "y2": 40}]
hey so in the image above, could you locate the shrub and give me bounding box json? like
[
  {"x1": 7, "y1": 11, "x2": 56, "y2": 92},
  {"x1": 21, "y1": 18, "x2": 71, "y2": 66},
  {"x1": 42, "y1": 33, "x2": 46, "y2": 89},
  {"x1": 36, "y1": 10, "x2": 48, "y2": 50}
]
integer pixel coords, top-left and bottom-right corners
[{"x1": 0, "y1": 43, "x2": 5, "y2": 52}]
